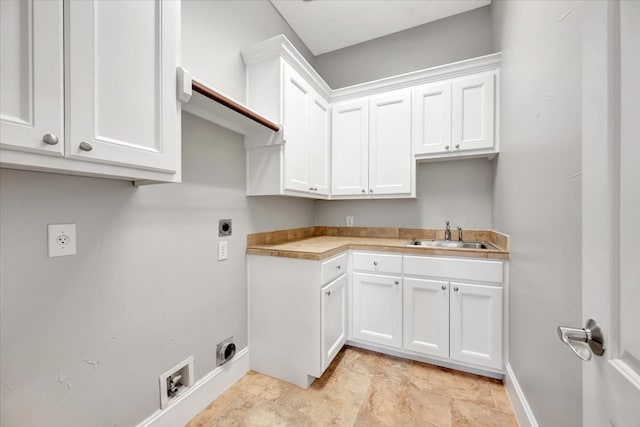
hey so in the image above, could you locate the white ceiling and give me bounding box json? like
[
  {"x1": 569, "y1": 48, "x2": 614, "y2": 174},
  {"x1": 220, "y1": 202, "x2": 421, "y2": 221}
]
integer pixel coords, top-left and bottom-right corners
[{"x1": 270, "y1": 0, "x2": 491, "y2": 56}]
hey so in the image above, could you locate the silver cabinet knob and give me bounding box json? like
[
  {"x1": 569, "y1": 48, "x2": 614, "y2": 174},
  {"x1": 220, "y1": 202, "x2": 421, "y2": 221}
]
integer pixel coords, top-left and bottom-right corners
[
  {"x1": 441, "y1": 285, "x2": 447, "y2": 290},
  {"x1": 42, "y1": 133, "x2": 59, "y2": 145},
  {"x1": 445, "y1": 145, "x2": 450, "y2": 150},
  {"x1": 455, "y1": 144, "x2": 460, "y2": 149},
  {"x1": 373, "y1": 261, "x2": 378, "y2": 266},
  {"x1": 326, "y1": 290, "x2": 331, "y2": 296},
  {"x1": 336, "y1": 265, "x2": 341, "y2": 270},
  {"x1": 453, "y1": 286, "x2": 459, "y2": 292},
  {"x1": 79, "y1": 141, "x2": 93, "y2": 152},
  {"x1": 369, "y1": 189, "x2": 373, "y2": 193},
  {"x1": 361, "y1": 189, "x2": 366, "y2": 193},
  {"x1": 394, "y1": 280, "x2": 399, "y2": 285}
]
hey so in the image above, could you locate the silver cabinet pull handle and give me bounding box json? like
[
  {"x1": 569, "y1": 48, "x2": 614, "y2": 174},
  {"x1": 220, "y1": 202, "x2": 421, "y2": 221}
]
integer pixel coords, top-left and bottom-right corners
[
  {"x1": 373, "y1": 261, "x2": 378, "y2": 266},
  {"x1": 394, "y1": 280, "x2": 399, "y2": 285},
  {"x1": 453, "y1": 286, "x2": 459, "y2": 292},
  {"x1": 42, "y1": 133, "x2": 59, "y2": 145},
  {"x1": 326, "y1": 290, "x2": 331, "y2": 296},
  {"x1": 336, "y1": 265, "x2": 341, "y2": 270},
  {"x1": 455, "y1": 144, "x2": 460, "y2": 149},
  {"x1": 557, "y1": 319, "x2": 605, "y2": 361},
  {"x1": 445, "y1": 145, "x2": 450, "y2": 150},
  {"x1": 441, "y1": 285, "x2": 447, "y2": 290},
  {"x1": 361, "y1": 189, "x2": 366, "y2": 193},
  {"x1": 369, "y1": 189, "x2": 373, "y2": 193},
  {"x1": 79, "y1": 141, "x2": 93, "y2": 152}
]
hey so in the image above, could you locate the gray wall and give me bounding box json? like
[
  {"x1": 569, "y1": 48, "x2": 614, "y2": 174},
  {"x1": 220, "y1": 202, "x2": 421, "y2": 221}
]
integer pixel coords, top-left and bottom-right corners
[
  {"x1": 314, "y1": 6, "x2": 493, "y2": 89},
  {"x1": 182, "y1": 0, "x2": 316, "y2": 102},
  {"x1": 315, "y1": 159, "x2": 493, "y2": 229},
  {"x1": 491, "y1": 1, "x2": 582, "y2": 426},
  {"x1": 0, "y1": 2, "x2": 316, "y2": 426}
]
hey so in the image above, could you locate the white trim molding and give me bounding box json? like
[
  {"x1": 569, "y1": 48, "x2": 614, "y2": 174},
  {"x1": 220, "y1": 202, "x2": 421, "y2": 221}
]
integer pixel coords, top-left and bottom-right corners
[
  {"x1": 136, "y1": 347, "x2": 249, "y2": 427},
  {"x1": 504, "y1": 363, "x2": 539, "y2": 427}
]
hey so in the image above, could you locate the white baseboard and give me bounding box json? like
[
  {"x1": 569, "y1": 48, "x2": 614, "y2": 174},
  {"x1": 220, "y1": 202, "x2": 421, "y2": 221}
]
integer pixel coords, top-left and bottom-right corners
[
  {"x1": 504, "y1": 363, "x2": 539, "y2": 427},
  {"x1": 137, "y1": 347, "x2": 249, "y2": 427}
]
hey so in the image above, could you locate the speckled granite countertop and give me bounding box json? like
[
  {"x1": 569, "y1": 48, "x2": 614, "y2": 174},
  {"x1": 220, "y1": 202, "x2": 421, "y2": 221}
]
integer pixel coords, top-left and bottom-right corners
[{"x1": 246, "y1": 227, "x2": 509, "y2": 260}]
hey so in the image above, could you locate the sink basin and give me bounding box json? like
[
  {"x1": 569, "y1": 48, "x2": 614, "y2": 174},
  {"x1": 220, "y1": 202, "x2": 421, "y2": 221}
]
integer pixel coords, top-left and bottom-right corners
[{"x1": 407, "y1": 239, "x2": 497, "y2": 250}]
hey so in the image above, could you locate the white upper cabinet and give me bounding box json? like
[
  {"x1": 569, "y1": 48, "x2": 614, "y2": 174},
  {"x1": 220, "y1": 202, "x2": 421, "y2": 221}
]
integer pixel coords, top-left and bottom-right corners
[
  {"x1": 413, "y1": 71, "x2": 496, "y2": 159},
  {"x1": 0, "y1": 0, "x2": 64, "y2": 157},
  {"x1": 282, "y1": 63, "x2": 312, "y2": 192},
  {"x1": 452, "y1": 73, "x2": 495, "y2": 153},
  {"x1": 332, "y1": 90, "x2": 412, "y2": 198},
  {"x1": 0, "y1": 0, "x2": 181, "y2": 183},
  {"x1": 331, "y1": 99, "x2": 369, "y2": 196},
  {"x1": 368, "y1": 89, "x2": 412, "y2": 195},
  {"x1": 412, "y1": 82, "x2": 452, "y2": 155},
  {"x1": 309, "y1": 94, "x2": 331, "y2": 195},
  {"x1": 66, "y1": 0, "x2": 180, "y2": 173},
  {"x1": 243, "y1": 52, "x2": 331, "y2": 198}
]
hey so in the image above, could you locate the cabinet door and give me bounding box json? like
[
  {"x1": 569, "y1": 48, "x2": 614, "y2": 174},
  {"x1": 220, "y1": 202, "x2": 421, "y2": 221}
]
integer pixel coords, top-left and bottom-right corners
[
  {"x1": 0, "y1": 0, "x2": 64, "y2": 157},
  {"x1": 66, "y1": 0, "x2": 179, "y2": 173},
  {"x1": 309, "y1": 93, "x2": 330, "y2": 195},
  {"x1": 450, "y1": 282, "x2": 503, "y2": 369},
  {"x1": 369, "y1": 89, "x2": 412, "y2": 195},
  {"x1": 412, "y1": 82, "x2": 452, "y2": 155},
  {"x1": 352, "y1": 272, "x2": 402, "y2": 348},
  {"x1": 321, "y1": 274, "x2": 347, "y2": 372},
  {"x1": 331, "y1": 99, "x2": 369, "y2": 196},
  {"x1": 452, "y1": 73, "x2": 495, "y2": 152},
  {"x1": 282, "y1": 63, "x2": 311, "y2": 192},
  {"x1": 403, "y1": 278, "x2": 450, "y2": 358}
]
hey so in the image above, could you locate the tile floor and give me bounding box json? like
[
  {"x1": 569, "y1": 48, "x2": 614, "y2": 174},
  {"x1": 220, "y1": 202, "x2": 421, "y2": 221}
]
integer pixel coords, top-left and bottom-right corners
[{"x1": 186, "y1": 346, "x2": 517, "y2": 426}]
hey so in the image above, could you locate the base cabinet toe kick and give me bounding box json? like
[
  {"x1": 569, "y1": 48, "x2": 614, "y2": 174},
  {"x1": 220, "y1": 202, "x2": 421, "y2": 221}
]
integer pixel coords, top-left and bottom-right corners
[{"x1": 248, "y1": 250, "x2": 507, "y2": 388}]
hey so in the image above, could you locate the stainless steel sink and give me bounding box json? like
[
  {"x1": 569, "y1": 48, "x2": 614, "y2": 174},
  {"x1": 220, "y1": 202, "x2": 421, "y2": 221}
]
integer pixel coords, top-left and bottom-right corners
[{"x1": 407, "y1": 239, "x2": 497, "y2": 250}]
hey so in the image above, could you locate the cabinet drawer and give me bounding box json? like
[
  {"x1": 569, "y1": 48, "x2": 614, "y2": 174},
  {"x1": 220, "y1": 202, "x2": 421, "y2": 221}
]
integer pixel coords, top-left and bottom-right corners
[
  {"x1": 321, "y1": 252, "x2": 348, "y2": 285},
  {"x1": 404, "y1": 256, "x2": 503, "y2": 284},
  {"x1": 353, "y1": 252, "x2": 403, "y2": 274}
]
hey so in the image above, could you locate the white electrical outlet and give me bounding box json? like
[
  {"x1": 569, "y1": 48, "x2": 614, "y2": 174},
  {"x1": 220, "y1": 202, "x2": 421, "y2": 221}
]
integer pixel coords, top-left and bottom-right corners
[
  {"x1": 346, "y1": 216, "x2": 354, "y2": 227},
  {"x1": 218, "y1": 241, "x2": 228, "y2": 261},
  {"x1": 48, "y1": 224, "x2": 77, "y2": 257}
]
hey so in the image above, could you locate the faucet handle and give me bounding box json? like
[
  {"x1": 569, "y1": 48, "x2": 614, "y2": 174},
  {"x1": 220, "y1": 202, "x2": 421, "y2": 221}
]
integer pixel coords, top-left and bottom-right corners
[{"x1": 457, "y1": 226, "x2": 463, "y2": 241}]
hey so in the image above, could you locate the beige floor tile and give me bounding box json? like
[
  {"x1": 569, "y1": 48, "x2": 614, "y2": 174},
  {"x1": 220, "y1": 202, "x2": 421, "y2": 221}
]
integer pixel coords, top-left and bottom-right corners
[
  {"x1": 410, "y1": 361, "x2": 495, "y2": 407},
  {"x1": 186, "y1": 347, "x2": 516, "y2": 427},
  {"x1": 451, "y1": 399, "x2": 519, "y2": 427},
  {"x1": 212, "y1": 391, "x2": 311, "y2": 427}
]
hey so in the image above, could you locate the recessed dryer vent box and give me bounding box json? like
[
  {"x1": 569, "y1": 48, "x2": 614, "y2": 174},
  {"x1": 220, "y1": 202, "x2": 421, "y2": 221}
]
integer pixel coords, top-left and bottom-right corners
[{"x1": 219, "y1": 219, "x2": 232, "y2": 236}]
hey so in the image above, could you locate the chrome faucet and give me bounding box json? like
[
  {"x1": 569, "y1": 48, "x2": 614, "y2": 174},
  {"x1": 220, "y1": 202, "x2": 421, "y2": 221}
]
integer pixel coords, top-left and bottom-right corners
[
  {"x1": 458, "y1": 226, "x2": 463, "y2": 242},
  {"x1": 445, "y1": 221, "x2": 451, "y2": 241}
]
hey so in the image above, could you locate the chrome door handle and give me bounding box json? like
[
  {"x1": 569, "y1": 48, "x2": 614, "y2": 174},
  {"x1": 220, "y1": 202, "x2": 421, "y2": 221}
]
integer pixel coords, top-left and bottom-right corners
[{"x1": 557, "y1": 319, "x2": 605, "y2": 361}]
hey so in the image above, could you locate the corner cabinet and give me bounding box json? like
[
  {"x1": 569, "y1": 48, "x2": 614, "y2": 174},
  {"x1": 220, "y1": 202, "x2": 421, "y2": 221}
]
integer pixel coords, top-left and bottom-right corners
[
  {"x1": 332, "y1": 90, "x2": 413, "y2": 198},
  {"x1": 243, "y1": 47, "x2": 331, "y2": 198},
  {"x1": 0, "y1": 0, "x2": 182, "y2": 183}
]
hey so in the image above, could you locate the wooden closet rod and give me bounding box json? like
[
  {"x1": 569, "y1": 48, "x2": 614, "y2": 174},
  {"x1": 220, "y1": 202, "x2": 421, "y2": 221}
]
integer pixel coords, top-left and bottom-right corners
[{"x1": 191, "y1": 81, "x2": 280, "y2": 132}]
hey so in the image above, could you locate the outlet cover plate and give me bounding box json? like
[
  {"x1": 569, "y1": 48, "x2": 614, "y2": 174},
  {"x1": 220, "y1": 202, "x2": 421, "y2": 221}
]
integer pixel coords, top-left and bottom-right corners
[{"x1": 48, "y1": 224, "x2": 77, "y2": 257}]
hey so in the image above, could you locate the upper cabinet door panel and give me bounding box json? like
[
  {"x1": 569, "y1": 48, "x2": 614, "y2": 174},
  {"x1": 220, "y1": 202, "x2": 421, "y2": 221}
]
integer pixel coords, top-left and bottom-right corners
[
  {"x1": 331, "y1": 99, "x2": 369, "y2": 196},
  {"x1": 412, "y1": 82, "x2": 452, "y2": 155},
  {"x1": 282, "y1": 63, "x2": 311, "y2": 192},
  {"x1": 0, "y1": 0, "x2": 63, "y2": 156},
  {"x1": 368, "y1": 89, "x2": 412, "y2": 195},
  {"x1": 66, "y1": 0, "x2": 179, "y2": 173},
  {"x1": 309, "y1": 94, "x2": 330, "y2": 195},
  {"x1": 452, "y1": 73, "x2": 495, "y2": 152}
]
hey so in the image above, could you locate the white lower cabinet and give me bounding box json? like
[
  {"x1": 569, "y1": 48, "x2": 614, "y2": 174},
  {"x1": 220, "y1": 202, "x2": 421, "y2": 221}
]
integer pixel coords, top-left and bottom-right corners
[
  {"x1": 248, "y1": 252, "x2": 347, "y2": 388},
  {"x1": 402, "y1": 256, "x2": 504, "y2": 371},
  {"x1": 403, "y1": 277, "x2": 450, "y2": 358},
  {"x1": 449, "y1": 281, "x2": 503, "y2": 370},
  {"x1": 352, "y1": 272, "x2": 403, "y2": 348},
  {"x1": 321, "y1": 275, "x2": 347, "y2": 371}
]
